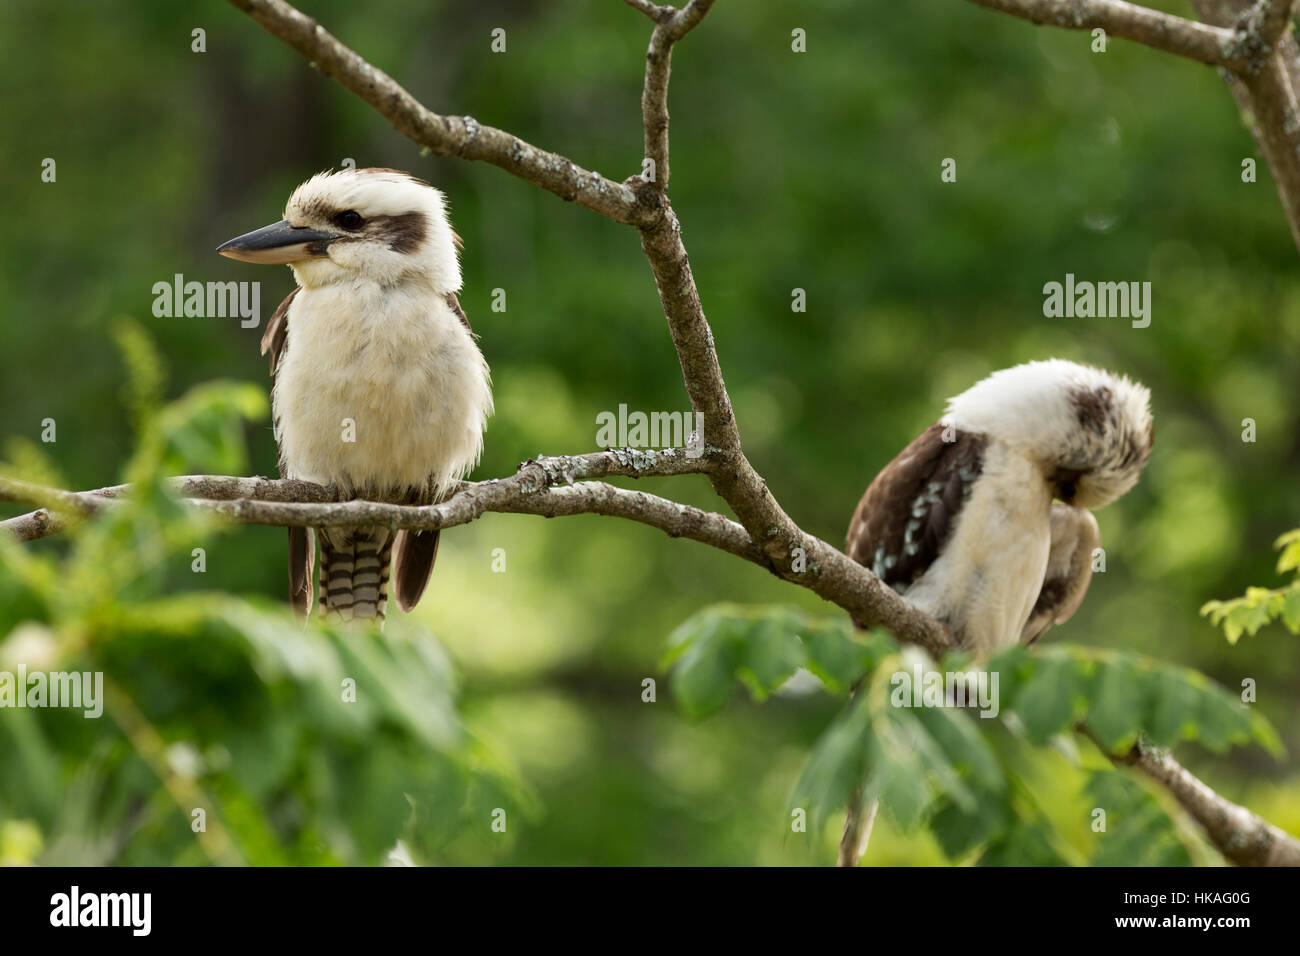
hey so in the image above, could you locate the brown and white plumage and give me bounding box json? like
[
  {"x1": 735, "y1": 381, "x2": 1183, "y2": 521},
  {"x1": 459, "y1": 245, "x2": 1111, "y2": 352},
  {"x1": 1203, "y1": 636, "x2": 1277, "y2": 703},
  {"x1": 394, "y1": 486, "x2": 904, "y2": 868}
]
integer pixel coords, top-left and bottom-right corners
[
  {"x1": 847, "y1": 359, "x2": 1151, "y2": 653},
  {"x1": 1020, "y1": 503, "x2": 1100, "y2": 644},
  {"x1": 219, "y1": 168, "x2": 492, "y2": 623}
]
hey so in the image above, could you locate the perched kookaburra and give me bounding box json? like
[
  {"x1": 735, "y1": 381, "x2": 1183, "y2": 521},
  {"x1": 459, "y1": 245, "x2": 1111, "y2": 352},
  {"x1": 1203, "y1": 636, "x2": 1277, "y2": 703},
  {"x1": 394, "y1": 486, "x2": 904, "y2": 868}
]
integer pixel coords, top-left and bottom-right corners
[
  {"x1": 217, "y1": 168, "x2": 492, "y2": 622},
  {"x1": 846, "y1": 359, "x2": 1152, "y2": 653}
]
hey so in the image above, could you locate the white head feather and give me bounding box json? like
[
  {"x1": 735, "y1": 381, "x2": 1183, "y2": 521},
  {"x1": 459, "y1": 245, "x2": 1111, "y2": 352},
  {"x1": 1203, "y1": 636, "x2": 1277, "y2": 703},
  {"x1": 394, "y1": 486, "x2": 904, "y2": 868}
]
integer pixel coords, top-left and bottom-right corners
[
  {"x1": 941, "y1": 358, "x2": 1153, "y2": 509},
  {"x1": 283, "y1": 168, "x2": 462, "y2": 292}
]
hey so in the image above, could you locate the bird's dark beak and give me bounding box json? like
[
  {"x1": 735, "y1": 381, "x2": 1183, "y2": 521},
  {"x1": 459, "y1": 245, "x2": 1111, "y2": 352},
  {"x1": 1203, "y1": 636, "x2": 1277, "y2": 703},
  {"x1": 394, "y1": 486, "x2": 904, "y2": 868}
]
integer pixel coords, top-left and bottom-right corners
[{"x1": 216, "y1": 219, "x2": 339, "y2": 265}]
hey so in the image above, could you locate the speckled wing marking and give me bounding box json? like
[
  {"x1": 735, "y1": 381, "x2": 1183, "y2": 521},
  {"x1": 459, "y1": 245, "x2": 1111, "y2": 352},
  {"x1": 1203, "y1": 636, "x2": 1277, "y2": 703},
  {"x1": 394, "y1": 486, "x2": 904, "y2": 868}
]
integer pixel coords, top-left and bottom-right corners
[
  {"x1": 846, "y1": 422, "x2": 987, "y2": 593},
  {"x1": 259, "y1": 286, "x2": 313, "y2": 617}
]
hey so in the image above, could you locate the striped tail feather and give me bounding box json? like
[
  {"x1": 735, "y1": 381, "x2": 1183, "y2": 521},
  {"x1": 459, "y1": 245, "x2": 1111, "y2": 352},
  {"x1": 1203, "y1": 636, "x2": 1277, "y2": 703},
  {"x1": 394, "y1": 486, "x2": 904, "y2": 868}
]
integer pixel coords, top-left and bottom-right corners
[{"x1": 317, "y1": 526, "x2": 394, "y2": 622}]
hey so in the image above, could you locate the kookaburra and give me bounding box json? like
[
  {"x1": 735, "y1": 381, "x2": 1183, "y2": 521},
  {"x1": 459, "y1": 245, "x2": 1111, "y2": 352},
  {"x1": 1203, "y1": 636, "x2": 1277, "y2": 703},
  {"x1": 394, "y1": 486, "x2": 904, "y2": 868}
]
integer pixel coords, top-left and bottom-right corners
[
  {"x1": 217, "y1": 168, "x2": 492, "y2": 622},
  {"x1": 846, "y1": 359, "x2": 1152, "y2": 653}
]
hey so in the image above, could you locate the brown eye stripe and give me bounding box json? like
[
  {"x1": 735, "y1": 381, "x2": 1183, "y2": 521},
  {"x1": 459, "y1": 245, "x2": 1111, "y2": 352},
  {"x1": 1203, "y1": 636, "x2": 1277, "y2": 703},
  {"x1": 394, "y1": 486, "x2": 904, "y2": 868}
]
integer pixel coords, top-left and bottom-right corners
[{"x1": 369, "y1": 211, "x2": 429, "y2": 253}]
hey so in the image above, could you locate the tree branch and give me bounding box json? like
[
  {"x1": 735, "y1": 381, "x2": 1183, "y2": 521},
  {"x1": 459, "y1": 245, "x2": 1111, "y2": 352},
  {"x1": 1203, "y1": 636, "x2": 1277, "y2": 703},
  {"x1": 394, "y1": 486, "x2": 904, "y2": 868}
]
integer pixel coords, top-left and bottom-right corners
[
  {"x1": 0, "y1": 474, "x2": 336, "y2": 542},
  {"x1": 224, "y1": 0, "x2": 650, "y2": 226},
  {"x1": 629, "y1": 0, "x2": 717, "y2": 189},
  {"x1": 0, "y1": 451, "x2": 952, "y2": 657},
  {"x1": 1259, "y1": 0, "x2": 1300, "y2": 48},
  {"x1": 969, "y1": 0, "x2": 1300, "y2": 253},
  {"x1": 837, "y1": 778, "x2": 879, "y2": 866},
  {"x1": 156, "y1": 0, "x2": 1291, "y2": 866},
  {"x1": 966, "y1": 0, "x2": 1248, "y2": 67},
  {"x1": 622, "y1": 0, "x2": 674, "y2": 25},
  {"x1": 1085, "y1": 729, "x2": 1300, "y2": 866},
  {"x1": 618, "y1": 1, "x2": 946, "y2": 657},
  {"x1": 217, "y1": 0, "x2": 948, "y2": 653},
  {"x1": 1192, "y1": 0, "x2": 1300, "y2": 254}
]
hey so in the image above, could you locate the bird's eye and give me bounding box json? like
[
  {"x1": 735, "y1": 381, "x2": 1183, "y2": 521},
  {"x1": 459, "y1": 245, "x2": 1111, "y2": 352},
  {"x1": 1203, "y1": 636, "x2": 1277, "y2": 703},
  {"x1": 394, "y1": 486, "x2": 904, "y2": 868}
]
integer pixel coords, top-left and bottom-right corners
[{"x1": 335, "y1": 210, "x2": 364, "y2": 230}]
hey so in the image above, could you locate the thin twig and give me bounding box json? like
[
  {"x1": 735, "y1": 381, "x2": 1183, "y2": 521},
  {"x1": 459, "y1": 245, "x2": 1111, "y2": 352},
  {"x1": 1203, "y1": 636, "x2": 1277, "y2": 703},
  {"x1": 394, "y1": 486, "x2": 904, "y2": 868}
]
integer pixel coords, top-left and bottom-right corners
[
  {"x1": 225, "y1": 0, "x2": 649, "y2": 225},
  {"x1": 623, "y1": 0, "x2": 673, "y2": 24},
  {"x1": 184, "y1": 0, "x2": 1297, "y2": 865},
  {"x1": 837, "y1": 792, "x2": 878, "y2": 868},
  {"x1": 217, "y1": 0, "x2": 954, "y2": 658},
  {"x1": 635, "y1": 0, "x2": 718, "y2": 189},
  {"x1": 966, "y1": 0, "x2": 1247, "y2": 68},
  {"x1": 969, "y1": 0, "x2": 1300, "y2": 254},
  {"x1": 1192, "y1": 0, "x2": 1300, "y2": 253},
  {"x1": 0, "y1": 457, "x2": 952, "y2": 657}
]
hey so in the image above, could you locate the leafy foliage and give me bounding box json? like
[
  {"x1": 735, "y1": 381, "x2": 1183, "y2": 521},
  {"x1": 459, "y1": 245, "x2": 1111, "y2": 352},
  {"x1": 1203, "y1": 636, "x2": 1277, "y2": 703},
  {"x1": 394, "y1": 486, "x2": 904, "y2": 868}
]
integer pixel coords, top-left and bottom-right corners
[
  {"x1": 0, "y1": 328, "x2": 523, "y2": 864},
  {"x1": 661, "y1": 604, "x2": 893, "y2": 716},
  {"x1": 1082, "y1": 770, "x2": 1191, "y2": 866},
  {"x1": 4, "y1": 0, "x2": 1300, "y2": 865},
  {"x1": 665, "y1": 603, "x2": 1281, "y2": 865},
  {"x1": 1201, "y1": 530, "x2": 1300, "y2": 643}
]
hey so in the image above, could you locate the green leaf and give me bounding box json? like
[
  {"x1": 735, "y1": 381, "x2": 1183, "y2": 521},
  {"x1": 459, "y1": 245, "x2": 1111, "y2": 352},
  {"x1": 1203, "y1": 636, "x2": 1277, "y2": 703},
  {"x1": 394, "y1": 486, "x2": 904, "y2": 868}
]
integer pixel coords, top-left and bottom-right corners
[
  {"x1": 1194, "y1": 677, "x2": 1256, "y2": 753},
  {"x1": 793, "y1": 657, "x2": 982, "y2": 836},
  {"x1": 911, "y1": 704, "x2": 1002, "y2": 792},
  {"x1": 874, "y1": 724, "x2": 941, "y2": 830},
  {"x1": 1085, "y1": 655, "x2": 1145, "y2": 751},
  {"x1": 898, "y1": 708, "x2": 973, "y2": 814},
  {"x1": 985, "y1": 644, "x2": 1033, "y2": 706},
  {"x1": 801, "y1": 623, "x2": 885, "y2": 693},
  {"x1": 1199, "y1": 529, "x2": 1300, "y2": 642},
  {"x1": 977, "y1": 818, "x2": 1068, "y2": 866},
  {"x1": 1282, "y1": 584, "x2": 1300, "y2": 634},
  {"x1": 110, "y1": 317, "x2": 166, "y2": 429},
  {"x1": 1010, "y1": 653, "x2": 1087, "y2": 744},
  {"x1": 1232, "y1": 591, "x2": 1276, "y2": 641},
  {"x1": 668, "y1": 613, "x2": 744, "y2": 719},
  {"x1": 1084, "y1": 770, "x2": 1191, "y2": 866},
  {"x1": 1145, "y1": 666, "x2": 1204, "y2": 747},
  {"x1": 150, "y1": 380, "x2": 267, "y2": 477},
  {"x1": 736, "y1": 614, "x2": 806, "y2": 701},
  {"x1": 665, "y1": 605, "x2": 896, "y2": 712},
  {"x1": 790, "y1": 689, "x2": 874, "y2": 832},
  {"x1": 929, "y1": 788, "x2": 1015, "y2": 860},
  {"x1": 1276, "y1": 529, "x2": 1300, "y2": 574}
]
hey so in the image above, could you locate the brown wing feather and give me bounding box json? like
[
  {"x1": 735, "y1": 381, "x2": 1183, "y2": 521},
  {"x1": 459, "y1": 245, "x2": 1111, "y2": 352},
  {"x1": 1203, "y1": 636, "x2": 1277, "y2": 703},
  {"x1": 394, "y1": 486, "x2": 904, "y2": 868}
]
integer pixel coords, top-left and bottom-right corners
[
  {"x1": 1020, "y1": 504, "x2": 1100, "y2": 644},
  {"x1": 393, "y1": 529, "x2": 440, "y2": 612},
  {"x1": 846, "y1": 422, "x2": 987, "y2": 592},
  {"x1": 261, "y1": 286, "x2": 300, "y2": 375},
  {"x1": 288, "y1": 526, "x2": 314, "y2": 618},
  {"x1": 444, "y1": 291, "x2": 472, "y2": 333},
  {"x1": 262, "y1": 286, "x2": 313, "y2": 611}
]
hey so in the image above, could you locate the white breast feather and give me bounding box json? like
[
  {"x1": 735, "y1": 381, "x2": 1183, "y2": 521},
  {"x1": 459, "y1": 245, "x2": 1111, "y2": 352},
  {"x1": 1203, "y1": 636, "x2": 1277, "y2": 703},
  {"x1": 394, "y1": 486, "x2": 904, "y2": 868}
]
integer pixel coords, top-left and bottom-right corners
[
  {"x1": 273, "y1": 283, "x2": 492, "y2": 499},
  {"x1": 902, "y1": 441, "x2": 1052, "y2": 652}
]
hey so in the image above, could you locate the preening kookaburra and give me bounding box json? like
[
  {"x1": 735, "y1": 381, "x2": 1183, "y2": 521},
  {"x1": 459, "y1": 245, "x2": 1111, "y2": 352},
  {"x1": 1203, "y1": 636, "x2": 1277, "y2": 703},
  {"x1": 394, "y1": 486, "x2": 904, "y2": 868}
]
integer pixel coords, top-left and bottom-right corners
[
  {"x1": 218, "y1": 168, "x2": 492, "y2": 622},
  {"x1": 847, "y1": 360, "x2": 1152, "y2": 653}
]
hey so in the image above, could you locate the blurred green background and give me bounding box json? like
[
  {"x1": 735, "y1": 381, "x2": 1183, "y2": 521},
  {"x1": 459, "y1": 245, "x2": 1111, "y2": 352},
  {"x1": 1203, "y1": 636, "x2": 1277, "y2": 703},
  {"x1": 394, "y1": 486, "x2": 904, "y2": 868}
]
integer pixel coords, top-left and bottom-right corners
[{"x1": 0, "y1": 0, "x2": 1297, "y2": 865}]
